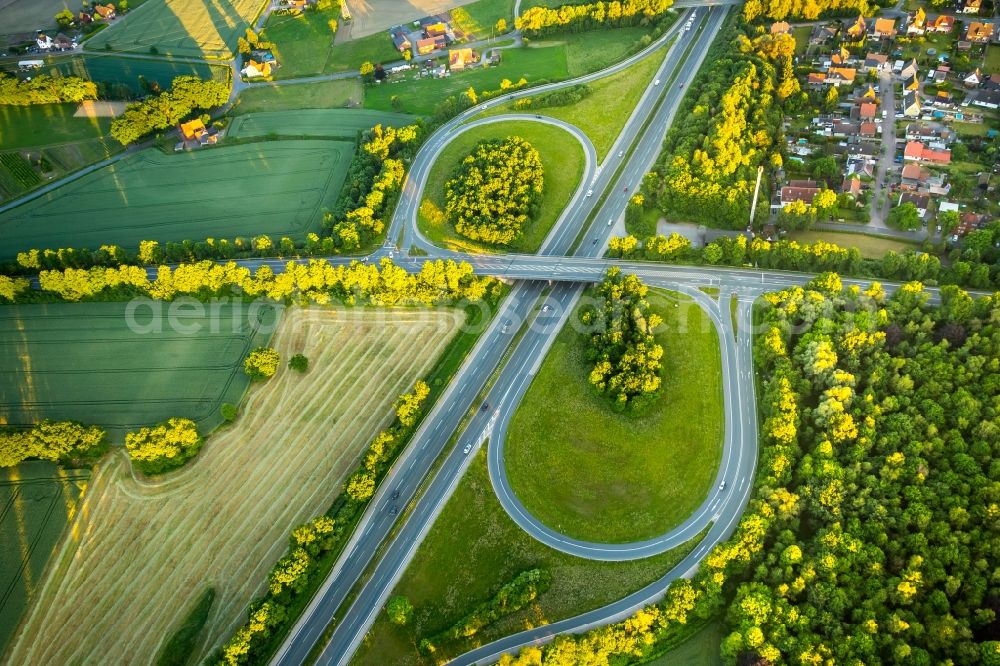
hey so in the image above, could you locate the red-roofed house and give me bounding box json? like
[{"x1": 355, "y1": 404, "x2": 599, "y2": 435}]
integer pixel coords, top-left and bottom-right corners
[
  {"x1": 860, "y1": 121, "x2": 878, "y2": 138},
  {"x1": 928, "y1": 15, "x2": 955, "y2": 33},
  {"x1": 904, "y1": 141, "x2": 952, "y2": 164},
  {"x1": 966, "y1": 21, "x2": 994, "y2": 43},
  {"x1": 874, "y1": 17, "x2": 897, "y2": 38},
  {"x1": 860, "y1": 102, "x2": 877, "y2": 119}
]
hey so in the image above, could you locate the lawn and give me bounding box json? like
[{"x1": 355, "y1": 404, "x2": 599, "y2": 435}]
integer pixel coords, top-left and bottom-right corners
[
  {"x1": 786, "y1": 230, "x2": 920, "y2": 259},
  {"x1": 351, "y1": 451, "x2": 705, "y2": 666},
  {"x1": 227, "y1": 109, "x2": 414, "y2": 139},
  {"x1": 0, "y1": 105, "x2": 111, "y2": 151},
  {"x1": 450, "y1": 0, "x2": 517, "y2": 39},
  {"x1": 262, "y1": 9, "x2": 400, "y2": 78},
  {"x1": 644, "y1": 621, "x2": 724, "y2": 666},
  {"x1": 6, "y1": 307, "x2": 465, "y2": 665},
  {"x1": 0, "y1": 139, "x2": 354, "y2": 258},
  {"x1": 791, "y1": 25, "x2": 810, "y2": 55},
  {"x1": 365, "y1": 45, "x2": 570, "y2": 115},
  {"x1": 42, "y1": 53, "x2": 230, "y2": 95},
  {"x1": 417, "y1": 120, "x2": 584, "y2": 254},
  {"x1": 232, "y1": 78, "x2": 363, "y2": 114},
  {"x1": 506, "y1": 289, "x2": 723, "y2": 543},
  {"x1": 986, "y1": 44, "x2": 1000, "y2": 75},
  {"x1": 0, "y1": 462, "x2": 89, "y2": 655},
  {"x1": 85, "y1": 0, "x2": 268, "y2": 58},
  {"x1": 535, "y1": 24, "x2": 660, "y2": 77},
  {"x1": 479, "y1": 40, "x2": 666, "y2": 158},
  {"x1": 0, "y1": 301, "x2": 275, "y2": 440}
]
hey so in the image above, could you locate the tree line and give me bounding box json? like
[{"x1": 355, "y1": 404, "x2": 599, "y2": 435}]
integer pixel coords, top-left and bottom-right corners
[
  {"x1": 514, "y1": 84, "x2": 592, "y2": 111},
  {"x1": 515, "y1": 0, "x2": 674, "y2": 38},
  {"x1": 0, "y1": 73, "x2": 97, "y2": 105},
  {"x1": 0, "y1": 420, "x2": 106, "y2": 467},
  {"x1": 582, "y1": 268, "x2": 664, "y2": 407},
  {"x1": 743, "y1": 0, "x2": 873, "y2": 23},
  {"x1": 110, "y1": 75, "x2": 230, "y2": 145},
  {"x1": 419, "y1": 569, "x2": 552, "y2": 655},
  {"x1": 0, "y1": 257, "x2": 498, "y2": 307},
  {"x1": 210, "y1": 378, "x2": 437, "y2": 665},
  {"x1": 445, "y1": 137, "x2": 544, "y2": 246},
  {"x1": 497, "y1": 277, "x2": 1000, "y2": 665}
]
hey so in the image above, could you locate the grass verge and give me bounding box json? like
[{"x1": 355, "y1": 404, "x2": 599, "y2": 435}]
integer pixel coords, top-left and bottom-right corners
[
  {"x1": 417, "y1": 120, "x2": 584, "y2": 254},
  {"x1": 505, "y1": 288, "x2": 723, "y2": 543},
  {"x1": 787, "y1": 230, "x2": 919, "y2": 259}
]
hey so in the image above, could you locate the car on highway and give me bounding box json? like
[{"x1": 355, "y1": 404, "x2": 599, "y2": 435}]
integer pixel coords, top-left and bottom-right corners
[
  {"x1": 618, "y1": 150, "x2": 623, "y2": 157},
  {"x1": 389, "y1": 506, "x2": 399, "y2": 515},
  {"x1": 542, "y1": 304, "x2": 551, "y2": 313},
  {"x1": 391, "y1": 489, "x2": 400, "y2": 500},
  {"x1": 481, "y1": 402, "x2": 489, "y2": 412},
  {"x1": 719, "y1": 481, "x2": 726, "y2": 491},
  {"x1": 607, "y1": 219, "x2": 613, "y2": 226},
  {"x1": 586, "y1": 189, "x2": 593, "y2": 197},
  {"x1": 654, "y1": 79, "x2": 660, "y2": 86},
  {"x1": 679, "y1": 83, "x2": 684, "y2": 88},
  {"x1": 502, "y1": 319, "x2": 511, "y2": 333},
  {"x1": 462, "y1": 443, "x2": 472, "y2": 455}
]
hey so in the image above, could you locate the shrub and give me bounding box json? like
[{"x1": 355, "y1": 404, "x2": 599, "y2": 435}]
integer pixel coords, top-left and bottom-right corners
[
  {"x1": 386, "y1": 595, "x2": 413, "y2": 625},
  {"x1": 125, "y1": 418, "x2": 202, "y2": 475},
  {"x1": 288, "y1": 354, "x2": 308, "y2": 373},
  {"x1": 220, "y1": 403, "x2": 238, "y2": 422},
  {"x1": 244, "y1": 347, "x2": 280, "y2": 379}
]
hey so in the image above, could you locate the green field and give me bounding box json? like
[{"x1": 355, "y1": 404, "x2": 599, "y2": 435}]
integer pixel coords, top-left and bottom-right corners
[
  {"x1": 232, "y1": 79, "x2": 363, "y2": 114},
  {"x1": 450, "y1": 0, "x2": 517, "y2": 39},
  {"x1": 480, "y1": 39, "x2": 666, "y2": 158},
  {"x1": 352, "y1": 450, "x2": 704, "y2": 666},
  {"x1": 0, "y1": 140, "x2": 353, "y2": 258},
  {"x1": 0, "y1": 105, "x2": 111, "y2": 151},
  {"x1": 366, "y1": 45, "x2": 570, "y2": 115},
  {"x1": 227, "y1": 109, "x2": 414, "y2": 139},
  {"x1": 506, "y1": 289, "x2": 723, "y2": 543},
  {"x1": 263, "y1": 10, "x2": 399, "y2": 78},
  {"x1": 417, "y1": 120, "x2": 584, "y2": 254},
  {"x1": 787, "y1": 230, "x2": 919, "y2": 259},
  {"x1": 85, "y1": 0, "x2": 268, "y2": 58},
  {"x1": 644, "y1": 622, "x2": 724, "y2": 666},
  {"x1": 0, "y1": 302, "x2": 276, "y2": 439},
  {"x1": 986, "y1": 44, "x2": 1000, "y2": 75},
  {"x1": 0, "y1": 461, "x2": 90, "y2": 655},
  {"x1": 41, "y1": 53, "x2": 230, "y2": 94}
]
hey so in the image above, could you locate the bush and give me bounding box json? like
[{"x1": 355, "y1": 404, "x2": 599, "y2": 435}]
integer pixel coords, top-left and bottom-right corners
[
  {"x1": 288, "y1": 354, "x2": 308, "y2": 373},
  {"x1": 156, "y1": 588, "x2": 216, "y2": 666},
  {"x1": 244, "y1": 347, "x2": 280, "y2": 379},
  {"x1": 220, "y1": 403, "x2": 238, "y2": 422},
  {"x1": 125, "y1": 418, "x2": 203, "y2": 475},
  {"x1": 386, "y1": 595, "x2": 413, "y2": 625}
]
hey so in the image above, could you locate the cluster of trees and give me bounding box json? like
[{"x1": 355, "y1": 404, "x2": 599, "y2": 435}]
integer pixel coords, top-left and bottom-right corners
[
  {"x1": 325, "y1": 123, "x2": 420, "y2": 251},
  {"x1": 0, "y1": 420, "x2": 106, "y2": 468},
  {"x1": 743, "y1": 0, "x2": 872, "y2": 22},
  {"x1": 581, "y1": 268, "x2": 664, "y2": 407},
  {"x1": 515, "y1": 0, "x2": 674, "y2": 38},
  {"x1": 644, "y1": 19, "x2": 786, "y2": 229},
  {"x1": 12, "y1": 257, "x2": 498, "y2": 306},
  {"x1": 420, "y1": 569, "x2": 552, "y2": 655},
  {"x1": 0, "y1": 275, "x2": 30, "y2": 303},
  {"x1": 0, "y1": 73, "x2": 97, "y2": 105},
  {"x1": 608, "y1": 232, "x2": 692, "y2": 260},
  {"x1": 445, "y1": 137, "x2": 544, "y2": 246},
  {"x1": 124, "y1": 417, "x2": 203, "y2": 475},
  {"x1": 244, "y1": 347, "x2": 280, "y2": 379},
  {"x1": 215, "y1": 515, "x2": 337, "y2": 665},
  {"x1": 110, "y1": 75, "x2": 230, "y2": 145},
  {"x1": 500, "y1": 277, "x2": 1000, "y2": 665},
  {"x1": 514, "y1": 84, "x2": 592, "y2": 110},
  {"x1": 214, "y1": 378, "x2": 437, "y2": 664}
]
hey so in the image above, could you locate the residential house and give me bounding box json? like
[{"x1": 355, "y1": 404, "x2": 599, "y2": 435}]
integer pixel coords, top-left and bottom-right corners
[
  {"x1": 808, "y1": 72, "x2": 827, "y2": 86},
  {"x1": 862, "y1": 84, "x2": 878, "y2": 100},
  {"x1": 770, "y1": 21, "x2": 791, "y2": 34},
  {"x1": 865, "y1": 53, "x2": 888, "y2": 72},
  {"x1": 846, "y1": 158, "x2": 876, "y2": 179},
  {"x1": 900, "y1": 59, "x2": 918, "y2": 80},
  {"x1": 831, "y1": 45, "x2": 851, "y2": 66},
  {"x1": 827, "y1": 67, "x2": 857, "y2": 86},
  {"x1": 964, "y1": 68, "x2": 982, "y2": 87},
  {"x1": 961, "y1": 0, "x2": 981, "y2": 13},
  {"x1": 781, "y1": 180, "x2": 821, "y2": 206},
  {"x1": 832, "y1": 119, "x2": 860, "y2": 136},
  {"x1": 901, "y1": 163, "x2": 931, "y2": 188},
  {"x1": 898, "y1": 192, "x2": 931, "y2": 217},
  {"x1": 178, "y1": 119, "x2": 219, "y2": 147},
  {"x1": 860, "y1": 102, "x2": 878, "y2": 119},
  {"x1": 424, "y1": 22, "x2": 448, "y2": 38},
  {"x1": 903, "y1": 74, "x2": 920, "y2": 92},
  {"x1": 927, "y1": 15, "x2": 955, "y2": 33},
  {"x1": 905, "y1": 123, "x2": 952, "y2": 142},
  {"x1": 53, "y1": 34, "x2": 75, "y2": 50},
  {"x1": 934, "y1": 65, "x2": 950, "y2": 83},
  {"x1": 390, "y1": 31, "x2": 411, "y2": 53},
  {"x1": 938, "y1": 201, "x2": 960, "y2": 215},
  {"x1": 251, "y1": 49, "x2": 276, "y2": 63},
  {"x1": 93, "y1": 4, "x2": 116, "y2": 20},
  {"x1": 966, "y1": 21, "x2": 994, "y2": 43},
  {"x1": 77, "y1": 11, "x2": 93, "y2": 25},
  {"x1": 935, "y1": 90, "x2": 953, "y2": 104},
  {"x1": 842, "y1": 176, "x2": 863, "y2": 196},
  {"x1": 860, "y1": 121, "x2": 878, "y2": 138},
  {"x1": 448, "y1": 48, "x2": 477, "y2": 71},
  {"x1": 845, "y1": 15, "x2": 867, "y2": 40},
  {"x1": 902, "y1": 90, "x2": 922, "y2": 117},
  {"x1": 985, "y1": 74, "x2": 1000, "y2": 90},
  {"x1": 904, "y1": 140, "x2": 951, "y2": 163},
  {"x1": 966, "y1": 89, "x2": 1000, "y2": 109},
  {"x1": 874, "y1": 17, "x2": 897, "y2": 39},
  {"x1": 35, "y1": 33, "x2": 54, "y2": 50},
  {"x1": 957, "y1": 212, "x2": 985, "y2": 235},
  {"x1": 907, "y1": 7, "x2": 927, "y2": 35},
  {"x1": 241, "y1": 59, "x2": 271, "y2": 78},
  {"x1": 810, "y1": 23, "x2": 839, "y2": 44},
  {"x1": 416, "y1": 37, "x2": 443, "y2": 55}
]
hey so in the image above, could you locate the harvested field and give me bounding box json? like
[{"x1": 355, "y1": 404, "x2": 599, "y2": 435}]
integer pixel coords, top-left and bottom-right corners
[
  {"x1": 0, "y1": 462, "x2": 89, "y2": 655},
  {"x1": 227, "y1": 109, "x2": 414, "y2": 139},
  {"x1": 85, "y1": 0, "x2": 268, "y2": 58},
  {"x1": 0, "y1": 140, "x2": 353, "y2": 259},
  {"x1": 343, "y1": 0, "x2": 482, "y2": 40},
  {"x1": 5, "y1": 307, "x2": 464, "y2": 665},
  {"x1": 0, "y1": 302, "x2": 275, "y2": 440}
]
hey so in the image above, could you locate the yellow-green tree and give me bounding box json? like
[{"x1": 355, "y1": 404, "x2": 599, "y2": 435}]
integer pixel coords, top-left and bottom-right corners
[
  {"x1": 125, "y1": 417, "x2": 202, "y2": 475},
  {"x1": 244, "y1": 347, "x2": 280, "y2": 379}
]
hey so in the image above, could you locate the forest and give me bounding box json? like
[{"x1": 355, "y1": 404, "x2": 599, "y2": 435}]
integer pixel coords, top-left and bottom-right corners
[
  {"x1": 643, "y1": 18, "x2": 788, "y2": 229},
  {"x1": 515, "y1": 0, "x2": 674, "y2": 38},
  {"x1": 498, "y1": 277, "x2": 1000, "y2": 665},
  {"x1": 444, "y1": 137, "x2": 544, "y2": 246}
]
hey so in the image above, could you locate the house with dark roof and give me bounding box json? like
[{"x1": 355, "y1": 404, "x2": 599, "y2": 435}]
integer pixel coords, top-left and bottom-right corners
[
  {"x1": 898, "y1": 192, "x2": 931, "y2": 217},
  {"x1": 810, "y1": 23, "x2": 839, "y2": 44},
  {"x1": 865, "y1": 53, "x2": 888, "y2": 72},
  {"x1": 966, "y1": 89, "x2": 1000, "y2": 109},
  {"x1": 390, "y1": 31, "x2": 411, "y2": 53}
]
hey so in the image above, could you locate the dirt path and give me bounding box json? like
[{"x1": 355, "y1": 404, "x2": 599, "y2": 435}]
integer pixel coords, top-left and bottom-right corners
[{"x1": 5, "y1": 307, "x2": 463, "y2": 665}]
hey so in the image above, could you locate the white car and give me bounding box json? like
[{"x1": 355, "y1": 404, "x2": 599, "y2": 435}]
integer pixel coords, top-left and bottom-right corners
[
  {"x1": 654, "y1": 79, "x2": 660, "y2": 86},
  {"x1": 607, "y1": 219, "x2": 613, "y2": 226},
  {"x1": 586, "y1": 189, "x2": 593, "y2": 197},
  {"x1": 719, "y1": 481, "x2": 726, "y2": 491},
  {"x1": 463, "y1": 443, "x2": 472, "y2": 455}
]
